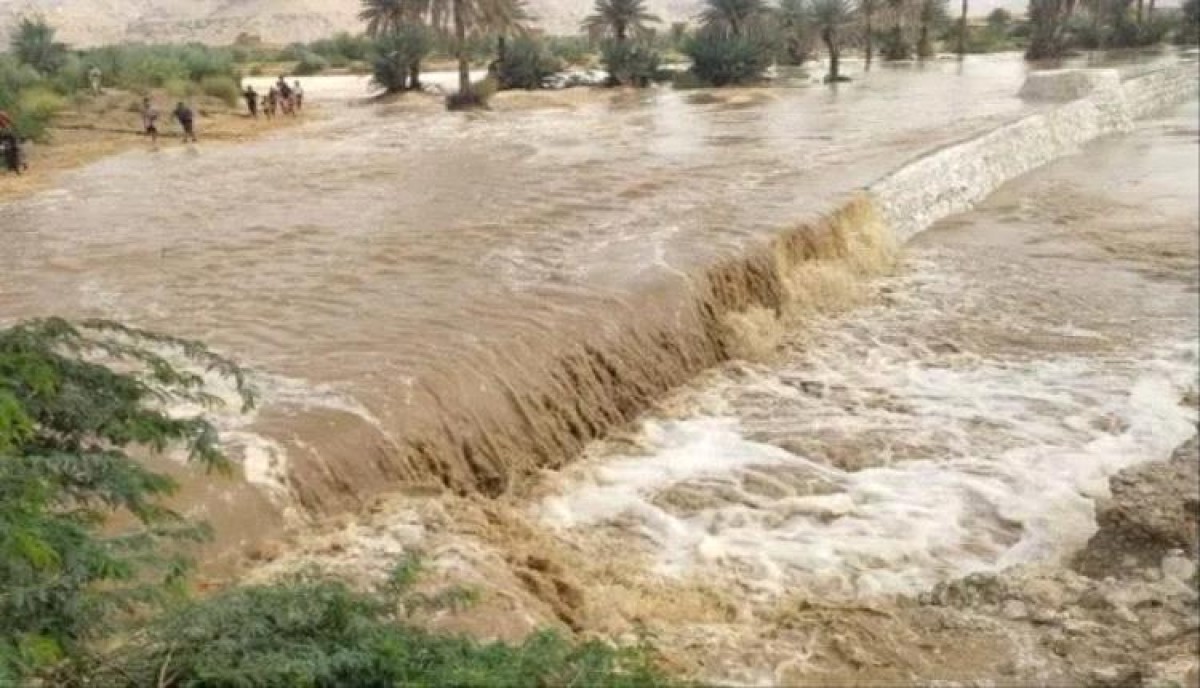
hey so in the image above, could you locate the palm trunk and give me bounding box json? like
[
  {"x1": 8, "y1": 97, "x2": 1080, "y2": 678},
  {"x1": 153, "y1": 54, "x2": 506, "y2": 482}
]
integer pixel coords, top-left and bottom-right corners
[
  {"x1": 1147, "y1": 0, "x2": 1155, "y2": 18},
  {"x1": 498, "y1": 35, "x2": 507, "y2": 62},
  {"x1": 958, "y1": 0, "x2": 968, "y2": 54},
  {"x1": 823, "y1": 29, "x2": 840, "y2": 80},
  {"x1": 1136, "y1": 0, "x2": 1144, "y2": 23},
  {"x1": 409, "y1": 60, "x2": 422, "y2": 91},
  {"x1": 918, "y1": 21, "x2": 931, "y2": 56},
  {"x1": 454, "y1": 0, "x2": 470, "y2": 96},
  {"x1": 865, "y1": 12, "x2": 874, "y2": 65}
]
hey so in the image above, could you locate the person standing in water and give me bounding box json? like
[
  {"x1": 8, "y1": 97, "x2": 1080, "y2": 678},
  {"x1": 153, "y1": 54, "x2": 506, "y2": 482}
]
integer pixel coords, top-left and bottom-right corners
[
  {"x1": 173, "y1": 102, "x2": 197, "y2": 143},
  {"x1": 88, "y1": 66, "x2": 103, "y2": 95},
  {"x1": 243, "y1": 85, "x2": 258, "y2": 119},
  {"x1": 140, "y1": 97, "x2": 159, "y2": 146},
  {"x1": 293, "y1": 80, "x2": 304, "y2": 112}
]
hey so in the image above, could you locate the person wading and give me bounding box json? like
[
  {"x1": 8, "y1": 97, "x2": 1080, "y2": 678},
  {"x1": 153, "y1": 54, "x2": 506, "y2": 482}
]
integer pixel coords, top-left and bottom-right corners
[
  {"x1": 141, "y1": 97, "x2": 159, "y2": 146},
  {"x1": 243, "y1": 85, "x2": 259, "y2": 119},
  {"x1": 173, "y1": 102, "x2": 197, "y2": 143}
]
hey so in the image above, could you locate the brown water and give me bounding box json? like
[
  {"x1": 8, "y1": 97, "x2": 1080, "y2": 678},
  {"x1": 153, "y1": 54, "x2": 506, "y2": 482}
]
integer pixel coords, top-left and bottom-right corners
[
  {"x1": 0, "y1": 56, "x2": 1046, "y2": 525},
  {"x1": 232, "y1": 94, "x2": 1199, "y2": 686}
]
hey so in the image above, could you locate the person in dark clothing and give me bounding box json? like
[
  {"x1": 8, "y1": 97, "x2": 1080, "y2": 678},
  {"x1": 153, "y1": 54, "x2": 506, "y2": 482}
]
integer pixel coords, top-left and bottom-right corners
[
  {"x1": 173, "y1": 102, "x2": 197, "y2": 143},
  {"x1": 0, "y1": 109, "x2": 23, "y2": 174},
  {"x1": 243, "y1": 85, "x2": 258, "y2": 119}
]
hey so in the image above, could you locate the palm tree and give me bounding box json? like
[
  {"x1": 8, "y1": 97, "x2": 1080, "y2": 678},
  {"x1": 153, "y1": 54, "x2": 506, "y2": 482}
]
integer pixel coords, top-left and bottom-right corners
[
  {"x1": 811, "y1": 0, "x2": 855, "y2": 81},
  {"x1": 10, "y1": 17, "x2": 67, "y2": 75},
  {"x1": 360, "y1": 0, "x2": 409, "y2": 36},
  {"x1": 582, "y1": 0, "x2": 661, "y2": 42},
  {"x1": 699, "y1": 0, "x2": 770, "y2": 37},
  {"x1": 858, "y1": 0, "x2": 878, "y2": 65},
  {"x1": 917, "y1": 0, "x2": 946, "y2": 56},
  {"x1": 429, "y1": 0, "x2": 530, "y2": 100},
  {"x1": 1025, "y1": 0, "x2": 1077, "y2": 58},
  {"x1": 779, "y1": 0, "x2": 818, "y2": 64},
  {"x1": 884, "y1": 0, "x2": 912, "y2": 58},
  {"x1": 361, "y1": 0, "x2": 433, "y2": 89}
]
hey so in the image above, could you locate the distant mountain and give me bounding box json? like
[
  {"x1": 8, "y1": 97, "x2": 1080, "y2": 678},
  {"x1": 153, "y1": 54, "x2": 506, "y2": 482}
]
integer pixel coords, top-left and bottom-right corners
[{"x1": 0, "y1": 0, "x2": 1050, "y2": 49}]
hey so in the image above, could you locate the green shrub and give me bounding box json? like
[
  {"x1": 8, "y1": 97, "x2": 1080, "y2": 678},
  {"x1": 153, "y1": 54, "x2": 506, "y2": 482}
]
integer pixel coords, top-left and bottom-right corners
[
  {"x1": 545, "y1": 35, "x2": 594, "y2": 65},
  {"x1": 496, "y1": 37, "x2": 563, "y2": 89},
  {"x1": 294, "y1": 51, "x2": 330, "y2": 76},
  {"x1": 0, "y1": 318, "x2": 251, "y2": 681},
  {"x1": 683, "y1": 32, "x2": 772, "y2": 86},
  {"x1": 163, "y1": 77, "x2": 196, "y2": 99},
  {"x1": 601, "y1": 40, "x2": 663, "y2": 86},
  {"x1": 72, "y1": 566, "x2": 675, "y2": 688},
  {"x1": 13, "y1": 87, "x2": 64, "y2": 140},
  {"x1": 200, "y1": 75, "x2": 240, "y2": 106}
]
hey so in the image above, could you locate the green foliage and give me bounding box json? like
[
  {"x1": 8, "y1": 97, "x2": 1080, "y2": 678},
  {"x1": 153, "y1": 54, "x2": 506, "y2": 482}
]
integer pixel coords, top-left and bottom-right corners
[
  {"x1": 370, "y1": 26, "x2": 434, "y2": 92},
  {"x1": 1179, "y1": 0, "x2": 1200, "y2": 42},
  {"x1": 0, "y1": 55, "x2": 54, "y2": 138},
  {"x1": 545, "y1": 35, "x2": 594, "y2": 65},
  {"x1": 200, "y1": 75, "x2": 241, "y2": 106},
  {"x1": 698, "y1": 0, "x2": 771, "y2": 37},
  {"x1": 496, "y1": 37, "x2": 564, "y2": 89},
  {"x1": 0, "y1": 318, "x2": 251, "y2": 681},
  {"x1": 683, "y1": 31, "x2": 772, "y2": 86},
  {"x1": 71, "y1": 563, "x2": 675, "y2": 688},
  {"x1": 10, "y1": 17, "x2": 68, "y2": 75},
  {"x1": 78, "y1": 43, "x2": 239, "y2": 91},
  {"x1": 13, "y1": 87, "x2": 64, "y2": 141},
  {"x1": 777, "y1": 0, "x2": 819, "y2": 65},
  {"x1": 294, "y1": 51, "x2": 332, "y2": 76},
  {"x1": 583, "y1": 0, "x2": 663, "y2": 41},
  {"x1": 600, "y1": 39, "x2": 663, "y2": 85}
]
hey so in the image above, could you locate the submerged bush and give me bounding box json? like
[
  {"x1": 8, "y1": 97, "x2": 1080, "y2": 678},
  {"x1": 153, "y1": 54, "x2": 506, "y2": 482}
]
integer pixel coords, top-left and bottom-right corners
[
  {"x1": 601, "y1": 39, "x2": 663, "y2": 86},
  {"x1": 683, "y1": 32, "x2": 772, "y2": 86},
  {"x1": 496, "y1": 37, "x2": 563, "y2": 89},
  {"x1": 293, "y1": 50, "x2": 331, "y2": 76}
]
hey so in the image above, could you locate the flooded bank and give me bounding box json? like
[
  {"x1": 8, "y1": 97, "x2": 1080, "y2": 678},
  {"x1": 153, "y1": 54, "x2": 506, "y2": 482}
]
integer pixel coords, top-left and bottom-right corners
[
  {"x1": 0, "y1": 54, "x2": 1194, "y2": 576},
  {"x1": 249, "y1": 93, "x2": 1199, "y2": 687}
]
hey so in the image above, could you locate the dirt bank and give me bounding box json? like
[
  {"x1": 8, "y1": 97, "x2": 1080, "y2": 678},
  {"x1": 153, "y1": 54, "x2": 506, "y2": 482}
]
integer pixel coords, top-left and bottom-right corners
[{"x1": 0, "y1": 89, "x2": 313, "y2": 203}]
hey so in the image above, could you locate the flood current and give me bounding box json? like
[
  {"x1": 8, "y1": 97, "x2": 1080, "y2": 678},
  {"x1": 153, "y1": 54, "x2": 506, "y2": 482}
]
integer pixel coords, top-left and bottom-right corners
[{"x1": 1, "y1": 51, "x2": 1196, "y2": 603}]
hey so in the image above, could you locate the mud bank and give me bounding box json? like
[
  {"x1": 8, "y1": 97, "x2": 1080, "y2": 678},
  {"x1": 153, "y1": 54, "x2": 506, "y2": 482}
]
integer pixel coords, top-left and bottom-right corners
[{"x1": 280, "y1": 60, "x2": 1199, "y2": 518}]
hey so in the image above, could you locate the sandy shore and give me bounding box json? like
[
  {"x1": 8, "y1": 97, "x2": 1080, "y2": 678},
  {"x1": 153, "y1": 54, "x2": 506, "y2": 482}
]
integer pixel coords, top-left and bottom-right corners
[{"x1": 0, "y1": 89, "x2": 313, "y2": 203}]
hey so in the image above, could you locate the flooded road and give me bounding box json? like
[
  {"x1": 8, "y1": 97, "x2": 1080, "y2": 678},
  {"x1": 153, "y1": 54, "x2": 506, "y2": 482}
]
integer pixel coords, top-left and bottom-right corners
[{"x1": 0, "y1": 56, "x2": 1045, "y2": 523}]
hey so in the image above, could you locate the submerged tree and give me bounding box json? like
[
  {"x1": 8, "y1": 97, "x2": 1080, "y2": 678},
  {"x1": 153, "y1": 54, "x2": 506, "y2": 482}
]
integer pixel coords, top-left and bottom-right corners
[
  {"x1": 859, "y1": 0, "x2": 879, "y2": 65},
  {"x1": 812, "y1": 0, "x2": 856, "y2": 81},
  {"x1": 956, "y1": 0, "x2": 968, "y2": 53},
  {"x1": 883, "y1": 0, "x2": 913, "y2": 58},
  {"x1": 0, "y1": 318, "x2": 251, "y2": 681},
  {"x1": 917, "y1": 0, "x2": 948, "y2": 56},
  {"x1": 779, "y1": 0, "x2": 819, "y2": 65},
  {"x1": 1026, "y1": 0, "x2": 1077, "y2": 58},
  {"x1": 361, "y1": 0, "x2": 433, "y2": 89},
  {"x1": 430, "y1": 0, "x2": 530, "y2": 106},
  {"x1": 699, "y1": 0, "x2": 771, "y2": 36}
]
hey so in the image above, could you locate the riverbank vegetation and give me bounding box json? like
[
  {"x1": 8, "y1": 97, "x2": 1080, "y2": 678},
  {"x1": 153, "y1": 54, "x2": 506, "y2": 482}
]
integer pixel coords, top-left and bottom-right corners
[{"x1": 0, "y1": 318, "x2": 678, "y2": 687}]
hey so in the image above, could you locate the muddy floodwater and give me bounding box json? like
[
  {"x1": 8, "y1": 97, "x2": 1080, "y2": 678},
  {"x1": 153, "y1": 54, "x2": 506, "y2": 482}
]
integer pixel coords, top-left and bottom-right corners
[{"x1": 0, "y1": 56, "x2": 1062, "y2": 531}]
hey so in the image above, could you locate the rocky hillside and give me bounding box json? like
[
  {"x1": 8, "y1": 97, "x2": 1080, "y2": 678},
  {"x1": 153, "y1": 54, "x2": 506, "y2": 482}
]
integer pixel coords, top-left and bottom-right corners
[{"x1": 0, "y1": 0, "x2": 1033, "y2": 48}]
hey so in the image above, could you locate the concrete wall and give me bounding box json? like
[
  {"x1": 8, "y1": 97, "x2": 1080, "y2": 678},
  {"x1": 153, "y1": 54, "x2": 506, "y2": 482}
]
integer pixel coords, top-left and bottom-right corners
[{"x1": 869, "y1": 61, "x2": 1200, "y2": 243}]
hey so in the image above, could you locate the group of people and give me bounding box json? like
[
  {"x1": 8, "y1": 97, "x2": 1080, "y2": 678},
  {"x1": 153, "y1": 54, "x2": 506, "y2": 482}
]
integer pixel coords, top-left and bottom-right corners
[
  {"x1": 243, "y1": 77, "x2": 305, "y2": 120},
  {"x1": 140, "y1": 98, "x2": 197, "y2": 145}
]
